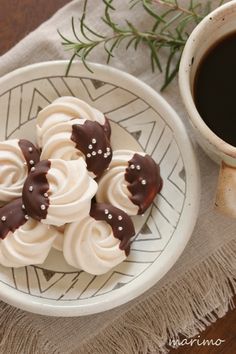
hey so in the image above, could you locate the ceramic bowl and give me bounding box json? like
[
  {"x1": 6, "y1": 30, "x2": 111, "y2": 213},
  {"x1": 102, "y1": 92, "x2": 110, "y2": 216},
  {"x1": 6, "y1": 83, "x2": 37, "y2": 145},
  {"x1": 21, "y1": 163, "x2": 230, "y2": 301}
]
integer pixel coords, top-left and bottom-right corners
[{"x1": 0, "y1": 61, "x2": 200, "y2": 316}]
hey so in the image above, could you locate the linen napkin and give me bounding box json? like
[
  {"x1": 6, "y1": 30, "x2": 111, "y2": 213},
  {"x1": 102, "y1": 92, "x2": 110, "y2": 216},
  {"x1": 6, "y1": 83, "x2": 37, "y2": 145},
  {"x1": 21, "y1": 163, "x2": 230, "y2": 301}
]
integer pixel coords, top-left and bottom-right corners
[{"x1": 0, "y1": 1, "x2": 235, "y2": 353}]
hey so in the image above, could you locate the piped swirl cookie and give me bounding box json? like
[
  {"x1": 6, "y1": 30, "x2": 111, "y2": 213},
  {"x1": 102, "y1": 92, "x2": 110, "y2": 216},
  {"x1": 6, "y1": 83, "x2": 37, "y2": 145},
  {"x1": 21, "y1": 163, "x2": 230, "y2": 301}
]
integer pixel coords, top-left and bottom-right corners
[
  {"x1": 36, "y1": 96, "x2": 111, "y2": 148},
  {"x1": 96, "y1": 150, "x2": 163, "y2": 215},
  {"x1": 22, "y1": 158, "x2": 97, "y2": 226},
  {"x1": 0, "y1": 139, "x2": 40, "y2": 203},
  {"x1": 63, "y1": 203, "x2": 135, "y2": 275},
  {"x1": 0, "y1": 198, "x2": 57, "y2": 267},
  {"x1": 40, "y1": 119, "x2": 112, "y2": 178}
]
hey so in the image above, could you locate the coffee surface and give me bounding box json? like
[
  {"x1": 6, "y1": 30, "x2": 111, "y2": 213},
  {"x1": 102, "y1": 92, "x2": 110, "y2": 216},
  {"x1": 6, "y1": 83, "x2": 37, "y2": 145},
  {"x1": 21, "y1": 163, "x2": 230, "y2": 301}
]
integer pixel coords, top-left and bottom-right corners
[{"x1": 194, "y1": 32, "x2": 236, "y2": 146}]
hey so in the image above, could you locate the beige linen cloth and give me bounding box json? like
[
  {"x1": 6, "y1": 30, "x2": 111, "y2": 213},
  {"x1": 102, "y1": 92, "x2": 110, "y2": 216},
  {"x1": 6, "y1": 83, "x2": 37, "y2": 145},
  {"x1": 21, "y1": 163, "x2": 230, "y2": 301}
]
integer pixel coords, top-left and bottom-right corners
[{"x1": 0, "y1": 1, "x2": 235, "y2": 353}]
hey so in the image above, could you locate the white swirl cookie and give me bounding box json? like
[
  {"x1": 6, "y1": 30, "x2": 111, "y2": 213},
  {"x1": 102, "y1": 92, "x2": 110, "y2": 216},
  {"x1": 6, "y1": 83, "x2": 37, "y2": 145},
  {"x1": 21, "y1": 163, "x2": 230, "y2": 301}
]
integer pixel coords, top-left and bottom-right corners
[
  {"x1": 63, "y1": 203, "x2": 135, "y2": 275},
  {"x1": 0, "y1": 198, "x2": 57, "y2": 267},
  {"x1": 40, "y1": 119, "x2": 112, "y2": 178},
  {"x1": 96, "y1": 150, "x2": 163, "y2": 215},
  {"x1": 0, "y1": 139, "x2": 40, "y2": 204},
  {"x1": 37, "y1": 96, "x2": 111, "y2": 147},
  {"x1": 22, "y1": 158, "x2": 97, "y2": 226}
]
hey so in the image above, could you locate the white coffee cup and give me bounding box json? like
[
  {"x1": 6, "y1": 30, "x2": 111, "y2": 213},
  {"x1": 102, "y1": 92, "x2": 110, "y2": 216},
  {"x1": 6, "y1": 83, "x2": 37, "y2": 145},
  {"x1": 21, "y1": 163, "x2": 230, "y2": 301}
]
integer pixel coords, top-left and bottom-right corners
[{"x1": 179, "y1": 0, "x2": 236, "y2": 218}]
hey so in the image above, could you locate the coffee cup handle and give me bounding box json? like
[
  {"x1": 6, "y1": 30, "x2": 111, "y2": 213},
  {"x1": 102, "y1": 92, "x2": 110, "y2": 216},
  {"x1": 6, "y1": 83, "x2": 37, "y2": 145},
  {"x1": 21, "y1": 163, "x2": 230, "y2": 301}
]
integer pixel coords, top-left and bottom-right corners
[{"x1": 215, "y1": 162, "x2": 236, "y2": 217}]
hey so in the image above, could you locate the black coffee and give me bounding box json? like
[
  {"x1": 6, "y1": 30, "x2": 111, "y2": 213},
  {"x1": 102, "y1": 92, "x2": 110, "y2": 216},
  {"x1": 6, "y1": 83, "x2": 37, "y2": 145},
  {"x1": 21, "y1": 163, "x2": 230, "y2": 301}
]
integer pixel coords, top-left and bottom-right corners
[{"x1": 194, "y1": 32, "x2": 236, "y2": 146}]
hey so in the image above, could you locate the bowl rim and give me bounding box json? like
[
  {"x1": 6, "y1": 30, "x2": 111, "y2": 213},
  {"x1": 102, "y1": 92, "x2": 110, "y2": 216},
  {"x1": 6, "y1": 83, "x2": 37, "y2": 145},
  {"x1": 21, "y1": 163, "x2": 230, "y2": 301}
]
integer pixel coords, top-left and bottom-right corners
[{"x1": 0, "y1": 60, "x2": 200, "y2": 316}]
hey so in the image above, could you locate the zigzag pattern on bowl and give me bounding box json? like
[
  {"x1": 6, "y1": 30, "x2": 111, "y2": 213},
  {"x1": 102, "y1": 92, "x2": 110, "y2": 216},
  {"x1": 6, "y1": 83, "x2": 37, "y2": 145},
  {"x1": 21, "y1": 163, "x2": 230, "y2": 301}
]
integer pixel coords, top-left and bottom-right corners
[{"x1": 0, "y1": 76, "x2": 186, "y2": 301}]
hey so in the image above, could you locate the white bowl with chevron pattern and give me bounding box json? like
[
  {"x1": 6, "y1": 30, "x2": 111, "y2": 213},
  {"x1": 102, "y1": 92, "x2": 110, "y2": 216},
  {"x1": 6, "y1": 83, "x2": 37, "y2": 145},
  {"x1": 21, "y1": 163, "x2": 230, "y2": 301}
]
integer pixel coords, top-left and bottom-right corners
[{"x1": 0, "y1": 61, "x2": 200, "y2": 316}]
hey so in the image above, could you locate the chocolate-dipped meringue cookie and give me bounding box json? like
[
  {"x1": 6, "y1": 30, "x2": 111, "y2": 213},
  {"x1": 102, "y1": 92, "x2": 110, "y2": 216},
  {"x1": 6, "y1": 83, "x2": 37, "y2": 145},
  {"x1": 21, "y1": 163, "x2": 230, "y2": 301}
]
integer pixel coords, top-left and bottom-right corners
[
  {"x1": 63, "y1": 203, "x2": 135, "y2": 275},
  {"x1": 0, "y1": 198, "x2": 57, "y2": 267},
  {"x1": 0, "y1": 139, "x2": 40, "y2": 203},
  {"x1": 22, "y1": 158, "x2": 97, "y2": 226},
  {"x1": 40, "y1": 119, "x2": 112, "y2": 178},
  {"x1": 36, "y1": 96, "x2": 111, "y2": 147},
  {"x1": 96, "y1": 150, "x2": 162, "y2": 215}
]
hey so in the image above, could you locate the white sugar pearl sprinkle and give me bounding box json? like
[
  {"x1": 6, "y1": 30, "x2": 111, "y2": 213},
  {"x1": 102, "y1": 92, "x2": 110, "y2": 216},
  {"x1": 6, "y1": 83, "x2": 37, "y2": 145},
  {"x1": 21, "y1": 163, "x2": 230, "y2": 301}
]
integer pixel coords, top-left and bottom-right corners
[
  {"x1": 22, "y1": 204, "x2": 25, "y2": 210},
  {"x1": 118, "y1": 215, "x2": 123, "y2": 221},
  {"x1": 92, "y1": 151, "x2": 96, "y2": 156},
  {"x1": 118, "y1": 226, "x2": 123, "y2": 231},
  {"x1": 44, "y1": 193, "x2": 48, "y2": 198},
  {"x1": 130, "y1": 164, "x2": 135, "y2": 170},
  {"x1": 106, "y1": 147, "x2": 111, "y2": 152},
  {"x1": 1, "y1": 216, "x2": 6, "y2": 222},
  {"x1": 108, "y1": 214, "x2": 112, "y2": 219},
  {"x1": 141, "y1": 179, "x2": 147, "y2": 185},
  {"x1": 29, "y1": 160, "x2": 34, "y2": 165},
  {"x1": 88, "y1": 144, "x2": 93, "y2": 150},
  {"x1": 104, "y1": 153, "x2": 108, "y2": 158},
  {"x1": 40, "y1": 204, "x2": 46, "y2": 210},
  {"x1": 31, "y1": 166, "x2": 35, "y2": 172},
  {"x1": 104, "y1": 209, "x2": 109, "y2": 215},
  {"x1": 28, "y1": 147, "x2": 33, "y2": 152},
  {"x1": 87, "y1": 153, "x2": 91, "y2": 158},
  {"x1": 92, "y1": 138, "x2": 97, "y2": 144},
  {"x1": 136, "y1": 165, "x2": 141, "y2": 170},
  {"x1": 29, "y1": 186, "x2": 33, "y2": 192},
  {"x1": 25, "y1": 215, "x2": 29, "y2": 220},
  {"x1": 98, "y1": 149, "x2": 102, "y2": 155}
]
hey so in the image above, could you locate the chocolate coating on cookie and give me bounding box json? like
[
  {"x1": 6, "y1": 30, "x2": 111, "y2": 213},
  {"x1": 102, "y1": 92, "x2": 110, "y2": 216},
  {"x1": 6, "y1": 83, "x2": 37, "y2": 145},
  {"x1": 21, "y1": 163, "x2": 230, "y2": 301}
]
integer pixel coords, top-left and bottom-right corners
[
  {"x1": 71, "y1": 120, "x2": 112, "y2": 177},
  {"x1": 125, "y1": 154, "x2": 163, "y2": 214},
  {"x1": 18, "y1": 139, "x2": 40, "y2": 172},
  {"x1": 90, "y1": 203, "x2": 135, "y2": 256},
  {"x1": 0, "y1": 198, "x2": 27, "y2": 239},
  {"x1": 22, "y1": 160, "x2": 51, "y2": 221}
]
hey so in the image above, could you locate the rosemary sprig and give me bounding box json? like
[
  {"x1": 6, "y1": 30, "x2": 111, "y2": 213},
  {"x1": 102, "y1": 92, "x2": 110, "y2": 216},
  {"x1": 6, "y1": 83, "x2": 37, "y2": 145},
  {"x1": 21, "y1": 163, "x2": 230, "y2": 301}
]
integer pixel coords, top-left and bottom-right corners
[{"x1": 59, "y1": 0, "x2": 225, "y2": 90}]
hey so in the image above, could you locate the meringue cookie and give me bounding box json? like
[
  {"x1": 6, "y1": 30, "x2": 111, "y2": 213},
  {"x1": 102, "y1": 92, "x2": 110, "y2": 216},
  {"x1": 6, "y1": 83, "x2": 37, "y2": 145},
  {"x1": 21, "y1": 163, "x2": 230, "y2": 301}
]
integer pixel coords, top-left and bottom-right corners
[
  {"x1": 37, "y1": 96, "x2": 111, "y2": 147},
  {"x1": 96, "y1": 150, "x2": 163, "y2": 215},
  {"x1": 0, "y1": 198, "x2": 57, "y2": 267},
  {"x1": 63, "y1": 203, "x2": 135, "y2": 275},
  {"x1": 0, "y1": 139, "x2": 40, "y2": 204},
  {"x1": 22, "y1": 158, "x2": 97, "y2": 226},
  {"x1": 40, "y1": 119, "x2": 112, "y2": 178}
]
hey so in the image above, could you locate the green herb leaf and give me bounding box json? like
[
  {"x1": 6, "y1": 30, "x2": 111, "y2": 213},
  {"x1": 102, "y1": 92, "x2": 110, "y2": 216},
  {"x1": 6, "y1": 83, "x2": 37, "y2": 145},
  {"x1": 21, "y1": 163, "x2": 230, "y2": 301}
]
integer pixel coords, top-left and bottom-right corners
[{"x1": 59, "y1": 0, "x2": 226, "y2": 90}]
